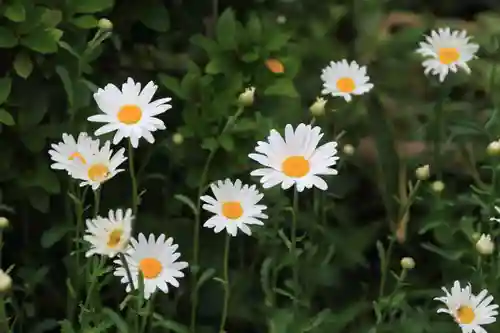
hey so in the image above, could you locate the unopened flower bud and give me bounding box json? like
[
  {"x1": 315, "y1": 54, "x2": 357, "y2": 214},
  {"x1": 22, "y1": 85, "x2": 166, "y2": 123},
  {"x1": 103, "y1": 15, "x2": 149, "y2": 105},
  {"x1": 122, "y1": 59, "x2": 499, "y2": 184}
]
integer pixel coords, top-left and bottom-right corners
[
  {"x1": 487, "y1": 141, "x2": 500, "y2": 156},
  {"x1": 400, "y1": 257, "x2": 415, "y2": 270},
  {"x1": 172, "y1": 133, "x2": 184, "y2": 145},
  {"x1": 415, "y1": 164, "x2": 430, "y2": 181},
  {"x1": 276, "y1": 15, "x2": 287, "y2": 24},
  {"x1": 472, "y1": 232, "x2": 481, "y2": 241},
  {"x1": 238, "y1": 87, "x2": 255, "y2": 106},
  {"x1": 431, "y1": 180, "x2": 445, "y2": 193},
  {"x1": 0, "y1": 217, "x2": 8, "y2": 229},
  {"x1": 309, "y1": 97, "x2": 327, "y2": 116},
  {"x1": 476, "y1": 234, "x2": 495, "y2": 255},
  {"x1": 0, "y1": 270, "x2": 12, "y2": 292},
  {"x1": 343, "y1": 144, "x2": 355, "y2": 156},
  {"x1": 98, "y1": 18, "x2": 113, "y2": 31}
]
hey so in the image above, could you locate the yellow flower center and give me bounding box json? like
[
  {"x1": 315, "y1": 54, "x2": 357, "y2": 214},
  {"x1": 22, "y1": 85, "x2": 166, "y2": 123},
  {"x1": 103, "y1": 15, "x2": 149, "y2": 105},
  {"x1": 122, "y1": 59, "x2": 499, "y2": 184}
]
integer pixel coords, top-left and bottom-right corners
[
  {"x1": 87, "y1": 163, "x2": 109, "y2": 182},
  {"x1": 456, "y1": 305, "x2": 475, "y2": 324},
  {"x1": 438, "y1": 47, "x2": 460, "y2": 65},
  {"x1": 69, "y1": 152, "x2": 86, "y2": 164},
  {"x1": 336, "y1": 77, "x2": 355, "y2": 93},
  {"x1": 222, "y1": 201, "x2": 243, "y2": 220},
  {"x1": 282, "y1": 156, "x2": 310, "y2": 178},
  {"x1": 139, "y1": 257, "x2": 162, "y2": 279},
  {"x1": 118, "y1": 104, "x2": 142, "y2": 124},
  {"x1": 107, "y1": 229, "x2": 123, "y2": 248}
]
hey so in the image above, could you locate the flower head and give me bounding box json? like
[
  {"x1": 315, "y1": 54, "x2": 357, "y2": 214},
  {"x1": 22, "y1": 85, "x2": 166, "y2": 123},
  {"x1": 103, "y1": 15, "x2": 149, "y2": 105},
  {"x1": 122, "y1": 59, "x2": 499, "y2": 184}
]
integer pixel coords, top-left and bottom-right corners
[
  {"x1": 249, "y1": 124, "x2": 339, "y2": 192},
  {"x1": 48, "y1": 132, "x2": 99, "y2": 174},
  {"x1": 114, "y1": 233, "x2": 188, "y2": 299},
  {"x1": 415, "y1": 164, "x2": 430, "y2": 180},
  {"x1": 238, "y1": 86, "x2": 256, "y2": 106},
  {"x1": 88, "y1": 77, "x2": 172, "y2": 148},
  {"x1": 84, "y1": 208, "x2": 133, "y2": 258},
  {"x1": 476, "y1": 234, "x2": 495, "y2": 255},
  {"x1": 416, "y1": 28, "x2": 479, "y2": 82},
  {"x1": 309, "y1": 97, "x2": 327, "y2": 116},
  {"x1": 320, "y1": 59, "x2": 373, "y2": 102},
  {"x1": 67, "y1": 140, "x2": 127, "y2": 190},
  {"x1": 201, "y1": 179, "x2": 267, "y2": 236},
  {"x1": 435, "y1": 281, "x2": 498, "y2": 332},
  {"x1": 400, "y1": 257, "x2": 416, "y2": 270}
]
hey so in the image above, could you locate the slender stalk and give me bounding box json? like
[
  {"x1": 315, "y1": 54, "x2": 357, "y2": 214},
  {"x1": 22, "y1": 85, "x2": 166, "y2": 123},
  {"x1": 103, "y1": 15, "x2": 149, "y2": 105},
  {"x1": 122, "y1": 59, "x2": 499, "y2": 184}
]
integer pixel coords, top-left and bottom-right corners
[
  {"x1": 140, "y1": 292, "x2": 156, "y2": 333},
  {"x1": 128, "y1": 140, "x2": 139, "y2": 215},
  {"x1": 219, "y1": 233, "x2": 231, "y2": 333},
  {"x1": 378, "y1": 237, "x2": 395, "y2": 298},
  {"x1": 79, "y1": 256, "x2": 105, "y2": 322},
  {"x1": 190, "y1": 106, "x2": 245, "y2": 332},
  {"x1": 432, "y1": 82, "x2": 451, "y2": 179},
  {"x1": 93, "y1": 188, "x2": 101, "y2": 217},
  {"x1": 0, "y1": 295, "x2": 9, "y2": 333},
  {"x1": 291, "y1": 188, "x2": 299, "y2": 309}
]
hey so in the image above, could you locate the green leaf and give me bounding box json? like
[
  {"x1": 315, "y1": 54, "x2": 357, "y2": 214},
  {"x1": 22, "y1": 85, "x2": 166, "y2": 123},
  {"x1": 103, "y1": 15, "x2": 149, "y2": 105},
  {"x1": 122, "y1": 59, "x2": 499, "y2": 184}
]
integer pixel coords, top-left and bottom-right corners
[
  {"x1": 265, "y1": 33, "x2": 291, "y2": 51},
  {"x1": 152, "y1": 314, "x2": 189, "y2": 333},
  {"x1": 219, "y1": 135, "x2": 234, "y2": 151},
  {"x1": 0, "y1": 109, "x2": 15, "y2": 126},
  {"x1": 59, "y1": 319, "x2": 75, "y2": 333},
  {"x1": 41, "y1": 9, "x2": 62, "y2": 27},
  {"x1": 73, "y1": 0, "x2": 114, "y2": 14},
  {"x1": 101, "y1": 308, "x2": 129, "y2": 333},
  {"x1": 157, "y1": 74, "x2": 184, "y2": 99},
  {"x1": 173, "y1": 194, "x2": 198, "y2": 215},
  {"x1": 216, "y1": 8, "x2": 237, "y2": 50},
  {"x1": 264, "y1": 79, "x2": 299, "y2": 98},
  {"x1": 28, "y1": 189, "x2": 49, "y2": 213},
  {"x1": 201, "y1": 137, "x2": 218, "y2": 151},
  {"x1": 30, "y1": 319, "x2": 60, "y2": 333},
  {"x1": 246, "y1": 14, "x2": 262, "y2": 42},
  {"x1": 70, "y1": 15, "x2": 98, "y2": 29},
  {"x1": 195, "y1": 268, "x2": 216, "y2": 291},
  {"x1": 41, "y1": 225, "x2": 71, "y2": 248},
  {"x1": 21, "y1": 29, "x2": 59, "y2": 54},
  {"x1": 139, "y1": 2, "x2": 169, "y2": 32},
  {"x1": 0, "y1": 27, "x2": 17, "y2": 48},
  {"x1": 55, "y1": 66, "x2": 74, "y2": 107},
  {"x1": 13, "y1": 51, "x2": 33, "y2": 79},
  {"x1": 205, "y1": 58, "x2": 225, "y2": 75},
  {"x1": 4, "y1": 2, "x2": 26, "y2": 22},
  {"x1": 35, "y1": 166, "x2": 60, "y2": 194},
  {"x1": 0, "y1": 78, "x2": 12, "y2": 105}
]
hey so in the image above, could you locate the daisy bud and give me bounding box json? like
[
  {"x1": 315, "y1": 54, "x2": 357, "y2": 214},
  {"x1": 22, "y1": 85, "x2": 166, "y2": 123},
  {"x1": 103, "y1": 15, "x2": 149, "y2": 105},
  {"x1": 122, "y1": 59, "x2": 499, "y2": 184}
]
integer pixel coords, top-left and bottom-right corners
[
  {"x1": 415, "y1": 164, "x2": 430, "y2": 181},
  {"x1": 476, "y1": 234, "x2": 495, "y2": 255},
  {"x1": 0, "y1": 217, "x2": 8, "y2": 229},
  {"x1": 276, "y1": 15, "x2": 287, "y2": 24},
  {"x1": 400, "y1": 257, "x2": 415, "y2": 270},
  {"x1": 431, "y1": 180, "x2": 445, "y2": 193},
  {"x1": 172, "y1": 133, "x2": 184, "y2": 145},
  {"x1": 343, "y1": 144, "x2": 355, "y2": 156},
  {"x1": 309, "y1": 97, "x2": 327, "y2": 116},
  {"x1": 487, "y1": 141, "x2": 500, "y2": 156},
  {"x1": 0, "y1": 270, "x2": 12, "y2": 292},
  {"x1": 98, "y1": 18, "x2": 113, "y2": 31},
  {"x1": 472, "y1": 232, "x2": 481, "y2": 241},
  {"x1": 238, "y1": 87, "x2": 256, "y2": 106}
]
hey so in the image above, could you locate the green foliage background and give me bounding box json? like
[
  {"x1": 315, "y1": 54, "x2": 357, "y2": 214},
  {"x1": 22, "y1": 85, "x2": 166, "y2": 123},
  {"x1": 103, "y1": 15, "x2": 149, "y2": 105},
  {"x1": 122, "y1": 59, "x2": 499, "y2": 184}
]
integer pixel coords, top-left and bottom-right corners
[{"x1": 2, "y1": 0, "x2": 500, "y2": 332}]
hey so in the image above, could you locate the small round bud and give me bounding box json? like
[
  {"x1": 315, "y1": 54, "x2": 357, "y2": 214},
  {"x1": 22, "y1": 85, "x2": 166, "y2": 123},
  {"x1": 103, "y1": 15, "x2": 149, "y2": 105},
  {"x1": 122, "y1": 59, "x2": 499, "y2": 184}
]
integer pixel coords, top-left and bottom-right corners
[
  {"x1": 309, "y1": 97, "x2": 327, "y2": 116},
  {"x1": 400, "y1": 257, "x2": 415, "y2": 270},
  {"x1": 276, "y1": 15, "x2": 287, "y2": 24},
  {"x1": 431, "y1": 180, "x2": 445, "y2": 193},
  {"x1": 487, "y1": 141, "x2": 500, "y2": 156},
  {"x1": 0, "y1": 270, "x2": 12, "y2": 292},
  {"x1": 472, "y1": 232, "x2": 481, "y2": 241},
  {"x1": 98, "y1": 18, "x2": 113, "y2": 31},
  {"x1": 238, "y1": 87, "x2": 255, "y2": 106},
  {"x1": 415, "y1": 164, "x2": 430, "y2": 181},
  {"x1": 0, "y1": 217, "x2": 8, "y2": 229},
  {"x1": 476, "y1": 234, "x2": 495, "y2": 255},
  {"x1": 172, "y1": 133, "x2": 184, "y2": 145},
  {"x1": 343, "y1": 144, "x2": 355, "y2": 156}
]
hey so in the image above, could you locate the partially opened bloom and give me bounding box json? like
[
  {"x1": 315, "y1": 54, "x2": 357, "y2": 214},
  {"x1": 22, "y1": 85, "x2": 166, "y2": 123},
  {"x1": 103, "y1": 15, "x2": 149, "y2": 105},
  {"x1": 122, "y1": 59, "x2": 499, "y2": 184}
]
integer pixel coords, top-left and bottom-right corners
[
  {"x1": 416, "y1": 28, "x2": 479, "y2": 82},
  {"x1": 435, "y1": 280, "x2": 498, "y2": 333},
  {"x1": 67, "y1": 140, "x2": 126, "y2": 190},
  {"x1": 114, "y1": 233, "x2": 188, "y2": 299},
  {"x1": 48, "y1": 132, "x2": 98, "y2": 174},
  {"x1": 89, "y1": 77, "x2": 172, "y2": 148},
  {"x1": 83, "y1": 208, "x2": 133, "y2": 258},
  {"x1": 320, "y1": 59, "x2": 373, "y2": 102},
  {"x1": 201, "y1": 179, "x2": 267, "y2": 236},
  {"x1": 249, "y1": 124, "x2": 339, "y2": 192}
]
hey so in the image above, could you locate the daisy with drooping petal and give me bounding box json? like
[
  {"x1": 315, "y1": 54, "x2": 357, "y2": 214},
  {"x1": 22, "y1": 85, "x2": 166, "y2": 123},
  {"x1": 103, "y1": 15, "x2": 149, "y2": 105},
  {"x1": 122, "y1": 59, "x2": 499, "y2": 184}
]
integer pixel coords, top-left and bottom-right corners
[
  {"x1": 249, "y1": 123, "x2": 339, "y2": 192},
  {"x1": 83, "y1": 208, "x2": 133, "y2": 258},
  {"x1": 48, "y1": 132, "x2": 99, "y2": 174},
  {"x1": 320, "y1": 59, "x2": 374, "y2": 102},
  {"x1": 435, "y1": 280, "x2": 498, "y2": 333},
  {"x1": 416, "y1": 27, "x2": 479, "y2": 82},
  {"x1": 88, "y1": 77, "x2": 172, "y2": 148},
  {"x1": 200, "y1": 179, "x2": 267, "y2": 236},
  {"x1": 68, "y1": 140, "x2": 127, "y2": 190},
  {"x1": 113, "y1": 233, "x2": 188, "y2": 299}
]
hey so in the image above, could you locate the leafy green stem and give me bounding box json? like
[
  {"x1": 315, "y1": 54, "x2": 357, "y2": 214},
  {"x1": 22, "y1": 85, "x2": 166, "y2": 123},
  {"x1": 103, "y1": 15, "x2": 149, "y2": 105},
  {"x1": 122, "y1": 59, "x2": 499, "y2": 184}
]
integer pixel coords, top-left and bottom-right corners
[
  {"x1": 128, "y1": 140, "x2": 139, "y2": 215},
  {"x1": 291, "y1": 188, "x2": 299, "y2": 310},
  {"x1": 219, "y1": 233, "x2": 231, "y2": 333},
  {"x1": 432, "y1": 82, "x2": 451, "y2": 179}
]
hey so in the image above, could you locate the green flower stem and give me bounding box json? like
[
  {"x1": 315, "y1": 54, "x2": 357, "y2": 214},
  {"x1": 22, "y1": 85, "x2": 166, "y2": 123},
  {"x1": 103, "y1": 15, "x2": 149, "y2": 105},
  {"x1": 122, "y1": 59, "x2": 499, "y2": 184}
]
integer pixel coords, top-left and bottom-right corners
[
  {"x1": 432, "y1": 82, "x2": 451, "y2": 179},
  {"x1": 140, "y1": 292, "x2": 156, "y2": 333},
  {"x1": 219, "y1": 233, "x2": 231, "y2": 333},
  {"x1": 190, "y1": 105, "x2": 245, "y2": 332},
  {"x1": 79, "y1": 256, "x2": 105, "y2": 322},
  {"x1": 93, "y1": 188, "x2": 101, "y2": 217},
  {"x1": 291, "y1": 188, "x2": 299, "y2": 310},
  {"x1": 0, "y1": 295, "x2": 9, "y2": 333},
  {"x1": 128, "y1": 140, "x2": 139, "y2": 215}
]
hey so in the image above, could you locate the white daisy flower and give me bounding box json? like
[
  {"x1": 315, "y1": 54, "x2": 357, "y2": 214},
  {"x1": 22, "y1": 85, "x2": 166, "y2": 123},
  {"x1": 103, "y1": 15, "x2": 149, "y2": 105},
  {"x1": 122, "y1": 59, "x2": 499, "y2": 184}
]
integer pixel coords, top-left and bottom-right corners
[
  {"x1": 83, "y1": 208, "x2": 133, "y2": 258},
  {"x1": 48, "y1": 132, "x2": 99, "y2": 174},
  {"x1": 435, "y1": 280, "x2": 498, "y2": 333},
  {"x1": 88, "y1": 77, "x2": 172, "y2": 148},
  {"x1": 113, "y1": 233, "x2": 188, "y2": 299},
  {"x1": 200, "y1": 179, "x2": 267, "y2": 236},
  {"x1": 320, "y1": 59, "x2": 374, "y2": 102},
  {"x1": 68, "y1": 140, "x2": 127, "y2": 190},
  {"x1": 416, "y1": 27, "x2": 479, "y2": 82},
  {"x1": 249, "y1": 123, "x2": 339, "y2": 192}
]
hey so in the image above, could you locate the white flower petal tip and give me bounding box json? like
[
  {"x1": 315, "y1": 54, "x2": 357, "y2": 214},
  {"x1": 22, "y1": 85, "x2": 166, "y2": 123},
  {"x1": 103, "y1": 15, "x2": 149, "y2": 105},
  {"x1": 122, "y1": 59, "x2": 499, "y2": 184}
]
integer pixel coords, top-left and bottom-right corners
[
  {"x1": 248, "y1": 123, "x2": 339, "y2": 191},
  {"x1": 320, "y1": 59, "x2": 373, "y2": 102},
  {"x1": 416, "y1": 28, "x2": 479, "y2": 82}
]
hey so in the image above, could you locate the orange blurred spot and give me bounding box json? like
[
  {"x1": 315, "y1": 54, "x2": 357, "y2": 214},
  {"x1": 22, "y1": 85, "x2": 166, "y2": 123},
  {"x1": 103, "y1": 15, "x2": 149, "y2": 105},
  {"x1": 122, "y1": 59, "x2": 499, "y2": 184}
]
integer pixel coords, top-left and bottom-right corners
[{"x1": 265, "y1": 59, "x2": 285, "y2": 73}]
